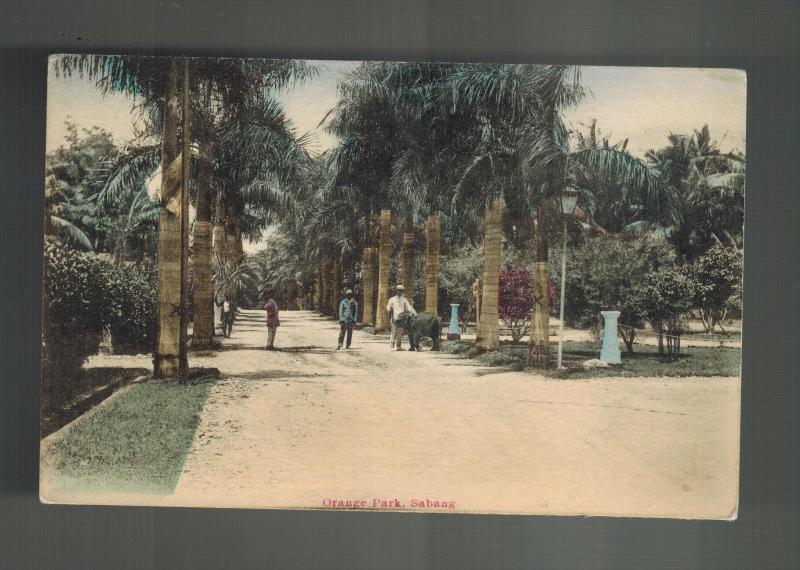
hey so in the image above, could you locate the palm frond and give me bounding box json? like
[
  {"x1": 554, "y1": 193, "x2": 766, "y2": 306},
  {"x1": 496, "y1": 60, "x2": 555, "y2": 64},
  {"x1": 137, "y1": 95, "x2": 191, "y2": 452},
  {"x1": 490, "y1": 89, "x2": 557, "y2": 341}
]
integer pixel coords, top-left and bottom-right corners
[{"x1": 50, "y1": 215, "x2": 94, "y2": 250}]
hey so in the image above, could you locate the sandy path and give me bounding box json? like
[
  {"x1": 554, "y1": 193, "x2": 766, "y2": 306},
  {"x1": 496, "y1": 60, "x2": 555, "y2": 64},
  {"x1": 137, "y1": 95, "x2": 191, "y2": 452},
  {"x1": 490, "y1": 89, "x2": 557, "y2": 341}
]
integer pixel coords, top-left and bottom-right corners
[
  {"x1": 155, "y1": 309, "x2": 738, "y2": 519},
  {"x1": 43, "y1": 309, "x2": 739, "y2": 518}
]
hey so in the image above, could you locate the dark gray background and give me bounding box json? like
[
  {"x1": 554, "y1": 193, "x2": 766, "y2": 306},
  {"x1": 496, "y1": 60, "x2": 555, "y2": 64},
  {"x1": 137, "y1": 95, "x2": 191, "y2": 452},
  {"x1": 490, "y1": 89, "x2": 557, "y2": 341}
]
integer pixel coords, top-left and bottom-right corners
[{"x1": 1, "y1": 1, "x2": 797, "y2": 568}]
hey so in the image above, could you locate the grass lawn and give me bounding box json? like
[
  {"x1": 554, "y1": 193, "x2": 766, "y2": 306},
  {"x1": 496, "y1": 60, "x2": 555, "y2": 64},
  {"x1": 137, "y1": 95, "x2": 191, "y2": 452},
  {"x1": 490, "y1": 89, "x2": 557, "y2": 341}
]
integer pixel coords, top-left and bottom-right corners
[
  {"x1": 442, "y1": 339, "x2": 741, "y2": 378},
  {"x1": 50, "y1": 377, "x2": 215, "y2": 494}
]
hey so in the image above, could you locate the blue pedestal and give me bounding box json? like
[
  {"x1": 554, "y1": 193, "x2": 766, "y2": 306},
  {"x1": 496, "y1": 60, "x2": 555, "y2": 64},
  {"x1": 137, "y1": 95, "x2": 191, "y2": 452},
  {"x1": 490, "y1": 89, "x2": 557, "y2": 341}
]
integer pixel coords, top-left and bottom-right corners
[
  {"x1": 600, "y1": 310, "x2": 621, "y2": 364},
  {"x1": 447, "y1": 304, "x2": 461, "y2": 340}
]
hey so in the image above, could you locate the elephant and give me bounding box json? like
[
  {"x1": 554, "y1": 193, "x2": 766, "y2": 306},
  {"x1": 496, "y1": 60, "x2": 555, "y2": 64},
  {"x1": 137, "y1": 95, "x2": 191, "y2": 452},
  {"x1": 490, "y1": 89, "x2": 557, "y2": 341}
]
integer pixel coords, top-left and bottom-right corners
[{"x1": 396, "y1": 312, "x2": 442, "y2": 351}]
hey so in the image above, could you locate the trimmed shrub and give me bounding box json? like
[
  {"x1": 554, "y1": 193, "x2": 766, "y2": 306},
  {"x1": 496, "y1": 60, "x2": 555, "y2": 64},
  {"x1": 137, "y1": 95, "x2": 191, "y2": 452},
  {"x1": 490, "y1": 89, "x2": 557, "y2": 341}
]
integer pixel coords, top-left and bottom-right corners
[
  {"x1": 99, "y1": 260, "x2": 158, "y2": 354},
  {"x1": 42, "y1": 241, "x2": 107, "y2": 410},
  {"x1": 498, "y1": 265, "x2": 532, "y2": 342},
  {"x1": 42, "y1": 241, "x2": 158, "y2": 412}
]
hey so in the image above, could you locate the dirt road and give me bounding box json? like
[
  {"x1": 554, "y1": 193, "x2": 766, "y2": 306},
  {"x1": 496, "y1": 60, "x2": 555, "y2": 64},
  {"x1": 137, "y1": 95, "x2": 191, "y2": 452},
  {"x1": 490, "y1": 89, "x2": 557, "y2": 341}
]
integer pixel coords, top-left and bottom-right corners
[{"x1": 156, "y1": 309, "x2": 738, "y2": 519}]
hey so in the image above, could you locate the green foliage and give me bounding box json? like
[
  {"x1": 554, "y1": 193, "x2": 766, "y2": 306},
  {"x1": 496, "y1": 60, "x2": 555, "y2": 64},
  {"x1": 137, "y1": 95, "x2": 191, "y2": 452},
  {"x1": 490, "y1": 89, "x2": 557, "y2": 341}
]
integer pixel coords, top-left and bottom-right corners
[
  {"x1": 43, "y1": 240, "x2": 107, "y2": 409},
  {"x1": 49, "y1": 378, "x2": 214, "y2": 494},
  {"x1": 45, "y1": 123, "x2": 120, "y2": 251},
  {"x1": 45, "y1": 121, "x2": 160, "y2": 262},
  {"x1": 43, "y1": 242, "x2": 159, "y2": 411},
  {"x1": 99, "y1": 260, "x2": 158, "y2": 354},
  {"x1": 446, "y1": 340, "x2": 740, "y2": 378},
  {"x1": 560, "y1": 236, "x2": 676, "y2": 328},
  {"x1": 438, "y1": 244, "x2": 483, "y2": 319},
  {"x1": 640, "y1": 266, "x2": 697, "y2": 358},
  {"x1": 690, "y1": 245, "x2": 742, "y2": 332},
  {"x1": 642, "y1": 268, "x2": 696, "y2": 324},
  {"x1": 643, "y1": 125, "x2": 745, "y2": 259}
]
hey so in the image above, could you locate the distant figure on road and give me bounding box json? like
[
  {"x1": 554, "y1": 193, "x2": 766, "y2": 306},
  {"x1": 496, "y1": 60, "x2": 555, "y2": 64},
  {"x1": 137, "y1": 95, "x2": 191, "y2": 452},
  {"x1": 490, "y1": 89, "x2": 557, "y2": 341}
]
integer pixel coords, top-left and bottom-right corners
[
  {"x1": 386, "y1": 284, "x2": 416, "y2": 351},
  {"x1": 337, "y1": 289, "x2": 359, "y2": 350},
  {"x1": 263, "y1": 295, "x2": 280, "y2": 350},
  {"x1": 221, "y1": 296, "x2": 237, "y2": 338}
]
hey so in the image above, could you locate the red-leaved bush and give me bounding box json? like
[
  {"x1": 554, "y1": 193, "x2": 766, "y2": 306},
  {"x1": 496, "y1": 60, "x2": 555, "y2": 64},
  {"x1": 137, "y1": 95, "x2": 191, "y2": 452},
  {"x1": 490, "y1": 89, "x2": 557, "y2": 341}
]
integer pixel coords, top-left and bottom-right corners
[{"x1": 499, "y1": 265, "x2": 533, "y2": 342}]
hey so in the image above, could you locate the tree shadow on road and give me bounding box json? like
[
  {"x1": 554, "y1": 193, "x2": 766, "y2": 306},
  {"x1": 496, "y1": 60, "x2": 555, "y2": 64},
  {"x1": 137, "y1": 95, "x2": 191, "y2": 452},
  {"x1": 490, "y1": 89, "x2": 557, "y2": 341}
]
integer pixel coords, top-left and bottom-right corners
[{"x1": 229, "y1": 370, "x2": 335, "y2": 381}]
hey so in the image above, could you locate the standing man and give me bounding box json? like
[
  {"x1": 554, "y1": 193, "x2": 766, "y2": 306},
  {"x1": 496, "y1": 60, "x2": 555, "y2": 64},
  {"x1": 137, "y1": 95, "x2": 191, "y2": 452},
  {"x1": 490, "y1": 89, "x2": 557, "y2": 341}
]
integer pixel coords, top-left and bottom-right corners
[
  {"x1": 337, "y1": 288, "x2": 359, "y2": 350},
  {"x1": 387, "y1": 284, "x2": 416, "y2": 351},
  {"x1": 263, "y1": 294, "x2": 280, "y2": 350}
]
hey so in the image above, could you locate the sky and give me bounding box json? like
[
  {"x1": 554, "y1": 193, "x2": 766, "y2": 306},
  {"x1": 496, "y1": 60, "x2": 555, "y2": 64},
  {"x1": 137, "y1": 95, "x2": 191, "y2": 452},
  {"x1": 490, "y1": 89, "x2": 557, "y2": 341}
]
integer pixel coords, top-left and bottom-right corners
[
  {"x1": 46, "y1": 59, "x2": 747, "y2": 158},
  {"x1": 46, "y1": 59, "x2": 746, "y2": 253}
]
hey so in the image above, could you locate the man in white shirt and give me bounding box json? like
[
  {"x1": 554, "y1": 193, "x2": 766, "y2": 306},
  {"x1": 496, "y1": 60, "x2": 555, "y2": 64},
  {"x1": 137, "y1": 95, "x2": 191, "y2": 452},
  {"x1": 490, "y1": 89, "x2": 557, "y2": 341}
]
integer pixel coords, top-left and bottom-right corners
[{"x1": 386, "y1": 284, "x2": 416, "y2": 350}]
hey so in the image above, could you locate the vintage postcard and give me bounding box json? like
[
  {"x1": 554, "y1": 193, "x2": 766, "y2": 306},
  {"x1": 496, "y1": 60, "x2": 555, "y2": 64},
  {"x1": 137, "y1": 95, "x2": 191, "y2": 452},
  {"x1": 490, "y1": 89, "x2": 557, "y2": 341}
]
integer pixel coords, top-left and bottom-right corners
[{"x1": 40, "y1": 55, "x2": 744, "y2": 518}]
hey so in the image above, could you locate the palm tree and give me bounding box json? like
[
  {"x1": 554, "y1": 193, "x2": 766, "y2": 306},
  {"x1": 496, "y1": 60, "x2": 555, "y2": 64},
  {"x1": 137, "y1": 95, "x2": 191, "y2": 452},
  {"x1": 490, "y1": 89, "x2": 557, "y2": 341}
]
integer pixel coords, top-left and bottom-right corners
[
  {"x1": 155, "y1": 58, "x2": 189, "y2": 377},
  {"x1": 424, "y1": 211, "x2": 442, "y2": 315},
  {"x1": 44, "y1": 173, "x2": 95, "y2": 251},
  {"x1": 331, "y1": 256, "x2": 342, "y2": 318},
  {"x1": 642, "y1": 125, "x2": 745, "y2": 258},
  {"x1": 375, "y1": 208, "x2": 392, "y2": 332},
  {"x1": 475, "y1": 198, "x2": 504, "y2": 349},
  {"x1": 361, "y1": 245, "x2": 376, "y2": 326},
  {"x1": 426, "y1": 64, "x2": 585, "y2": 353},
  {"x1": 190, "y1": 60, "x2": 314, "y2": 349},
  {"x1": 322, "y1": 62, "x2": 427, "y2": 333},
  {"x1": 401, "y1": 213, "x2": 414, "y2": 300},
  {"x1": 55, "y1": 55, "x2": 192, "y2": 377}
]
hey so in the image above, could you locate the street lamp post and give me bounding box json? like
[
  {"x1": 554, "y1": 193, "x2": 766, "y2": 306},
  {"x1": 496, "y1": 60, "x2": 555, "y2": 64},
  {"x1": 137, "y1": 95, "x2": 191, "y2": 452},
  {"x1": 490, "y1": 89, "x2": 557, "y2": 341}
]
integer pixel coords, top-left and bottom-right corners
[{"x1": 557, "y1": 187, "x2": 578, "y2": 370}]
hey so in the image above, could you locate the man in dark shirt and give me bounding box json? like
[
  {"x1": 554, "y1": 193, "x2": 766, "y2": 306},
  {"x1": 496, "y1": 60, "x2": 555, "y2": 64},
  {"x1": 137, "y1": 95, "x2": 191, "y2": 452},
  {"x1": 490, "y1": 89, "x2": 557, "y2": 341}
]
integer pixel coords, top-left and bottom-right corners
[{"x1": 337, "y1": 289, "x2": 359, "y2": 350}]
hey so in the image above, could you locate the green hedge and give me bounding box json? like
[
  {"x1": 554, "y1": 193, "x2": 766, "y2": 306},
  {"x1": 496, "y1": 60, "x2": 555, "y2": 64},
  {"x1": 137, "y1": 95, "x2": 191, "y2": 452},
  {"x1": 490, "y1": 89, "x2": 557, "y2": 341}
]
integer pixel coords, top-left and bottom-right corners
[
  {"x1": 43, "y1": 241, "x2": 107, "y2": 410},
  {"x1": 100, "y1": 261, "x2": 157, "y2": 354},
  {"x1": 43, "y1": 241, "x2": 157, "y2": 412}
]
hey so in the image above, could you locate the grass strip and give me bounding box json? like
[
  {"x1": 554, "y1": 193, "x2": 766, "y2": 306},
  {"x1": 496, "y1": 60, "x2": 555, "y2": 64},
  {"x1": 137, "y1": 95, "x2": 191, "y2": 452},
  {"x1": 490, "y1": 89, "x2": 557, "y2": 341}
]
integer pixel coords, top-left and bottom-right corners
[{"x1": 50, "y1": 377, "x2": 215, "y2": 494}]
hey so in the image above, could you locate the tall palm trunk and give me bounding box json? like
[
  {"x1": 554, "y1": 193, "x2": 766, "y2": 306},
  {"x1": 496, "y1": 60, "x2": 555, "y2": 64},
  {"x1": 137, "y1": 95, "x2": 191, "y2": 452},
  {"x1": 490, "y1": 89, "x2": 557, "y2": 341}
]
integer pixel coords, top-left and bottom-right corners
[
  {"x1": 319, "y1": 261, "x2": 329, "y2": 315},
  {"x1": 475, "y1": 198, "x2": 503, "y2": 351},
  {"x1": 211, "y1": 193, "x2": 225, "y2": 335},
  {"x1": 178, "y1": 60, "x2": 191, "y2": 371},
  {"x1": 374, "y1": 209, "x2": 392, "y2": 333},
  {"x1": 424, "y1": 211, "x2": 441, "y2": 315},
  {"x1": 361, "y1": 246, "x2": 375, "y2": 326},
  {"x1": 316, "y1": 270, "x2": 324, "y2": 312},
  {"x1": 235, "y1": 227, "x2": 244, "y2": 265},
  {"x1": 154, "y1": 59, "x2": 189, "y2": 378},
  {"x1": 368, "y1": 214, "x2": 379, "y2": 324},
  {"x1": 192, "y1": 131, "x2": 214, "y2": 350},
  {"x1": 473, "y1": 277, "x2": 483, "y2": 337},
  {"x1": 401, "y1": 213, "x2": 414, "y2": 302},
  {"x1": 212, "y1": 193, "x2": 226, "y2": 261},
  {"x1": 527, "y1": 204, "x2": 551, "y2": 368},
  {"x1": 225, "y1": 218, "x2": 239, "y2": 266},
  {"x1": 331, "y1": 256, "x2": 341, "y2": 318}
]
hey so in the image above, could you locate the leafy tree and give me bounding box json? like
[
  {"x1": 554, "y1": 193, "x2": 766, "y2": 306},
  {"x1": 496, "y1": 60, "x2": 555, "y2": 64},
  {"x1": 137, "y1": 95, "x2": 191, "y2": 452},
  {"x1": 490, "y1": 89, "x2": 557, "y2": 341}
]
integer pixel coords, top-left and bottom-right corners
[
  {"x1": 641, "y1": 267, "x2": 697, "y2": 358},
  {"x1": 498, "y1": 266, "x2": 533, "y2": 343},
  {"x1": 558, "y1": 235, "x2": 677, "y2": 352},
  {"x1": 45, "y1": 122, "x2": 121, "y2": 251},
  {"x1": 439, "y1": 244, "x2": 483, "y2": 322},
  {"x1": 690, "y1": 245, "x2": 742, "y2": 332}
]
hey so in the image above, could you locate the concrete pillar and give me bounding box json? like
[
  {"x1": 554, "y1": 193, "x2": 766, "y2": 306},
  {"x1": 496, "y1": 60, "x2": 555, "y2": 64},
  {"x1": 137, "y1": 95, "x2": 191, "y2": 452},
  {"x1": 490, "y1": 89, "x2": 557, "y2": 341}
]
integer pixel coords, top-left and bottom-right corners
[
  {"x1": 447, "y1": 304, "x2": 461, "y2": 340},
  {"x1": 600, "y1": 310, "x2": 621, "y2": 364}
]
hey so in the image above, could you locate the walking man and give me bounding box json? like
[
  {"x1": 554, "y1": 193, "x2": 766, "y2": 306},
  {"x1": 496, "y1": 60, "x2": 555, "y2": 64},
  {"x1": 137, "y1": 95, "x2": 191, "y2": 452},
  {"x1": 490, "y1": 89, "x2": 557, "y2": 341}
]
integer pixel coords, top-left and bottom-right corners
[
  {"x1": 386, "y1": 284, "x2": 416, "y2": 350},
  {"x1": 263, "y1": 294, "x2": 280, "y2": 350},
  {"x1": 337, "y1": 289, "x2": 358, "y2": 350}
]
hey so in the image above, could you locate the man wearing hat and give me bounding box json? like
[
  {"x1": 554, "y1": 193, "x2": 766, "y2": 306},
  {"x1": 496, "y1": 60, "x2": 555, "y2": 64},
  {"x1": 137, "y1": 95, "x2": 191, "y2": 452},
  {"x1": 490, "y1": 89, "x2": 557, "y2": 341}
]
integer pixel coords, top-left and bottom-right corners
[
  {"x1": 386, "y1": 284, "x2": 416, "y2": 350},
  {"x1": 337, "y1": 288, "x2": 359, "y2": 350}
]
